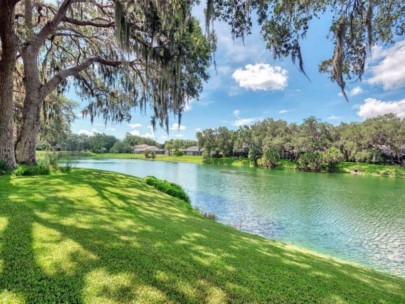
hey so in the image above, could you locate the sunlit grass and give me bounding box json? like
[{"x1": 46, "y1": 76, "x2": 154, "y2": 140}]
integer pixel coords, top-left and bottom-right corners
[{"x1": 0, "y1": 169, "x2": 404, "y2": 303}]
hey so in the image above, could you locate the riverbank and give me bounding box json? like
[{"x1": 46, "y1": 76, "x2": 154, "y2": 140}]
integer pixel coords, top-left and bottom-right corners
[
  {"x1": 49, "y1": 151, "x2": 405, "y2": 178},
  {"x1": 0, "y1": 169, "x2": 404, "y2": 303},
  {"x1": 204, "y1": 157, "x2": 405, "y2": 177}
]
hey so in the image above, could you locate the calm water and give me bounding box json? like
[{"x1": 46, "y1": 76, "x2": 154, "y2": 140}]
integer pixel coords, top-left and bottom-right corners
[{"x1": 74, "y1": 159, "x2": 405, "y2": 276}]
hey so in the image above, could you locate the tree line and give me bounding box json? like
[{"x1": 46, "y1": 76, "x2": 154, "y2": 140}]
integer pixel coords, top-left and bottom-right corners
[
  {"x1": 42, "y1": 132, "x2": 197, "y2": 155},
  {"x1": 197, "y1": 114, "x2": 405, "y2": 170}
]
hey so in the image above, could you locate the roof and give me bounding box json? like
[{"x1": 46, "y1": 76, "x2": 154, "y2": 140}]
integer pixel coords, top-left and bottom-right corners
[
  {"x1": 182, "y1": 146, "x2": 201, "y2": 152},
  {"x1": 134, "y1": 144, "x2": 163, "y2": 151}
]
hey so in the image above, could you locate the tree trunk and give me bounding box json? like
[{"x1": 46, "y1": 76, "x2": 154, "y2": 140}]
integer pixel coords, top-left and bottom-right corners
[
  {"x1": 0, "y1": 0, "x2": 18, "y2": 169},
  {"x1": 15, "y1": 49, "x2": 42, "y2": 165}
]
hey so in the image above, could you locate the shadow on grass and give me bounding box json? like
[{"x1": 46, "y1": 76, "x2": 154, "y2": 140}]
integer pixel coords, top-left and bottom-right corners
[{"x1": 0, "y1": 170, "x2": 404, "y2": 303}]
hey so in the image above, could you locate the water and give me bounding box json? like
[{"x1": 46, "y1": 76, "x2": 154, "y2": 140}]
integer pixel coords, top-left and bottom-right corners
[{"x1": 73, "y1": 159, "x2": 405, "y2": 276}]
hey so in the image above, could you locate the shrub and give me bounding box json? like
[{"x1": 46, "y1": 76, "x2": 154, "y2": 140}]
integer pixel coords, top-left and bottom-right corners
[
  {"x1": 37, "y1": 151, "x2": 60, "y2": 169},
  {"x1": 298, "y1": 152, "x2": 323, "y2": 172},
  {"x1": 248, "y1": 147, "x2": 262, "y2": 167},
  {"x1": 174, "y1": 149, "x2": 184, "y2": 157},
  {"x1": 144, "y1": 150, "x2": 156, "y2": 159},
  {"x1": 262, "y1": 150, "x2": 280, "y2": 169},
  {"x1": 0, "y1": 159, "x2": 12, "y2": 175},
  {"x1": 144, "y1": 176, "x2": 190, "y2": 203},
  {"x1": 323, "y1": 147, "x2": 344, "y2": 172},
  {"x1": 354, "y1": 150, "x2": 372, "y2": 163},
  {"x1": 15, "y1": 165, "x2": 50, "y2": 176}
]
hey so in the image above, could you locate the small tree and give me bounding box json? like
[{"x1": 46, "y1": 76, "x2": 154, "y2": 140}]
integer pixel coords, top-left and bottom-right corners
[
  {"x1": 262, "y1": 150, "x2": 280, "y2": 169},
  {"x1": 248, "y1": 147, "x2": 262, "y2": 167},
  {"x1": 323, "y1": 147, "x2": 344, "y2": 172}
]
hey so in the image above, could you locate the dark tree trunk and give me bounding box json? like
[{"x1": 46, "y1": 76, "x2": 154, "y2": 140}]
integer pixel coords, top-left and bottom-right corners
[
  {"x1": 0, "y1": 0, "x2": 18, "y2": 169},
  {"x1": 15, "y1": 49, "x2": 42, "y2": 165}
]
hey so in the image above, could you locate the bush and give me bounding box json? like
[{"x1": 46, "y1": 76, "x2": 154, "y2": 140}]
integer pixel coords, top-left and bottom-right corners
[
  {"x1": 174, "y1": 149, "x2": 184, "y2": 157},
  {"x1": 354, "y1": 150, "x2": 372, "y2": 163},
  {"x1": 144, "y1": 150, "x2": 156, "y2": 159},
  {"x1": 144, "y1": 176, "x2": 190, "y2": 203},
  {"x1": 0, "y1": 159, "x2": 12, "y2": 175},
  {"x1": 323, "y1": 147, "x2": 343, "y2": 172},
  {"x1": 41, "y1": 151, "x2": 60, "y2": 169},
  {"x1": 248, "y1": 147, "x2": 262, "y2": 167},
  {"x1": 298, "y1": 152, "x2": 323, "y2": 172},
  {"x1": 262, "y1": 150, "x2": 280, "y2": 169},
  {"x1": 15, "y1": 165, "x2": 50, "y2": 176}
]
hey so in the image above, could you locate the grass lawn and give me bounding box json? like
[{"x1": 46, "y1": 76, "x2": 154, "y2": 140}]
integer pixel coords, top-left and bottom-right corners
[
  {"x1": 0, "y1": 169, "x2": 404, "y2": 303},
  {"x1": 42, "y1": 151, "x2": 204, "y2": 164},
  {"x1": 335, "y1": 162, "x2": 405, "y2": 178}
]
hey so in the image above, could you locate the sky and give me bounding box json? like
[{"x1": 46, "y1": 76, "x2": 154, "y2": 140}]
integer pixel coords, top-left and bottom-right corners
[{"x1": 70, "y1": 7, "x2": 405, "y2": 143}]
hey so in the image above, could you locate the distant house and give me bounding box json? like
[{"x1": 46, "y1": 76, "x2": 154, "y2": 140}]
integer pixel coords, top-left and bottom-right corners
[
  {"x1": 133, "y1": 144, "x2": 164, "y2": 154},
  {"x1": 181, "y1": 146, "x2": 203, "y2": 156}
]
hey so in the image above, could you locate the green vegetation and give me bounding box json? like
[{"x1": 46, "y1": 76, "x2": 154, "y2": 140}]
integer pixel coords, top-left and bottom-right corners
[
  {"x1": 14, "y1": 164, "x2": 51, "y2": 176},
  {"x1": 144, "y1": 176, "x2": 190, "y2": 203},
  {"x1": 197, "y1": 114, "x2": 405, "y2": 170},
  {"x1": 0, "y1": 169, "x2": 403, "y2": 303},
  {"x1": 335, "y1": 162, "x2": 405, "y2": 178}
]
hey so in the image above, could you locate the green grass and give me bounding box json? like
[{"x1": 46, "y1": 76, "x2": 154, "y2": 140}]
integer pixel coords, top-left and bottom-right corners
[
  {"x1": 0, "y1": 169, "x2": 404, "y2": 303},
  {"x1": 202, "y1": 157, "x2": 251, "y2": 167},
  {"x1": 335, "y1": 162, "x2": 405, "y2": 178},
  {"x1": 38, "y1": 151, "x2": 204, "y2": 164}
]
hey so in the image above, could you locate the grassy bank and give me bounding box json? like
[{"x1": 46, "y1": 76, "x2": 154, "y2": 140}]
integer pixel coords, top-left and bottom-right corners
[
  {"x1": 40, "y1": 151, "x2": 204, "y2": 164},
  {"x1": 0, "y1": 169, "x2": 404, "y2": 303}
]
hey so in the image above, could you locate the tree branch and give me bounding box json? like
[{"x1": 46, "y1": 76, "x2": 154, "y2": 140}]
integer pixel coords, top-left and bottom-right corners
[
  {"x1": 40, "y1": 56, "x2": 134, "y2": 98},
  {"x1": 62, "y1": 16, "x2": 115, "y2": 28},
  {"x1": 33, "y1": 0, "x2": 75, "y2": 50}
]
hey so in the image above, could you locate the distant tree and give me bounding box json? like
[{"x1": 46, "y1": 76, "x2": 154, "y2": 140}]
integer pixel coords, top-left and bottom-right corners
[
  {"x1": 110, "y1": 141, "x2": 133, "y2": 153},
  {"x1": 89, "y1": 134, "x2": 117, "y2": 153},
  {"x1": 323, "y1": 147, "x2": 344, "y2": 172}
]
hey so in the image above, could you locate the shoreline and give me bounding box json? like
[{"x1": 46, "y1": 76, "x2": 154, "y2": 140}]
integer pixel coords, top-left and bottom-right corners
[{"x1": 50, "y1": 151, "x2": 405, "y2": 179}]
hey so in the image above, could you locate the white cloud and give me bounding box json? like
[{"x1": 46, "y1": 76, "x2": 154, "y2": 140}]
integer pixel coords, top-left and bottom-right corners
[
  {"x1": 175, "y1": 134, "x2": 184, "y2": 138},
  {"x1": 327, "y1": 115, "x2": 341, "y2": 121},
  {"x1": 130, "y1": 130, "x2": 140, "y2": 136},
  {"x1": 279, "y1": 109, "x2": 296, "y2": 114},
  {"x1": 349, "y1": 86, "x2": 363, "y2": 96},
  {"x1": 232, "y1": 64, "x2": 288, "y2": 91},
  {"x1": 232, "y1": 118, "x2": 258, "y2": 127},
  {"x1": 128, "y1": 123, "x2": 142, "y2": 129},
  {"x1": 78, "y1": 129, "x2": 99, "y2": 136},
  {"x1": 338, "y1": 86, "x2": 363, "y2": 97},
  {"x1": 141, "y1": 132, "x2": 155, "y2": 139},
  {"x1": 367, "y1": 41, "x2": 405, "y2": 90},
  {"x1": 195, "y1": 128, "x2": 202, "y2": 132},
  {"x1": 170, "y1": 123, "x2": 186, "y2": 131},
  {"x1": 215, "y1": 27, "x2": 265, "y2": 63},
  {"x1": 357, "y1": 98, "x2": 405, "y2": 119},
  {"x1": 233, "y1": 109, "x2": 240, "y2": 117}
]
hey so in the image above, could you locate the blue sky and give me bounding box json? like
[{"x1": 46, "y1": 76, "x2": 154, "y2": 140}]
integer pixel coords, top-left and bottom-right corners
[{"x1": 70, "y1": 7, "x2": 405, "y2": 143}]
